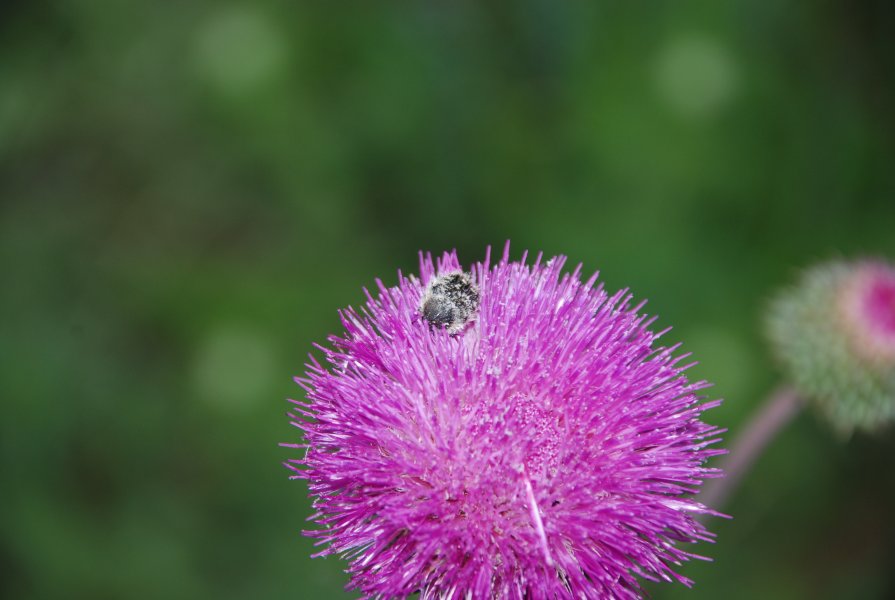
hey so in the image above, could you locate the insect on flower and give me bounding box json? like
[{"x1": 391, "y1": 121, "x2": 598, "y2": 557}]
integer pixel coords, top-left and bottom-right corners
[
  {"x1": 419, "y1": 271, "x2": 480, "y2": 334},
  {"x1": 285, "y1": 242, "x2": 724, "y2": 600}
]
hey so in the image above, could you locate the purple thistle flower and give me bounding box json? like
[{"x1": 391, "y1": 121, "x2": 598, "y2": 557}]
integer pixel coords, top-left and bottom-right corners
[{"x1": 286, "y1": 243, "x2": 724, "y2": 599}]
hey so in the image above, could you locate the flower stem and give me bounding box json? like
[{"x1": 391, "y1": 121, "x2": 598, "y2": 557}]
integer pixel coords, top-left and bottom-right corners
[{"x1": 700, "y1": 385, "x2": 803, "y2": 512}]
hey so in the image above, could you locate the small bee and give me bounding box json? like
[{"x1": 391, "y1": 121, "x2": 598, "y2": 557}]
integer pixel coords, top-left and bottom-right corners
[{"x1": 419, "y1": 271, "x2": 480, "y2": 334}]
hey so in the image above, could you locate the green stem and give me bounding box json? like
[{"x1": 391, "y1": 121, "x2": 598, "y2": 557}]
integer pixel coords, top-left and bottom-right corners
[{"x1": 700, "y1": 386, "x2": 803, "y2": 512}]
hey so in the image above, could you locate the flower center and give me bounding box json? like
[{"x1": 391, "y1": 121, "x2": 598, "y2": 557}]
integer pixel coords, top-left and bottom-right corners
[
  {"x1": 863, "y1": 272, "x2": 895, "y2": 336},
  {"x1": 840, "y1": 263, "x2": 895, "y2": 365},
  {"x1": 463, "y1": 391, "x2": 562, "y2": 479},
  {"x1": 508, "y1": 394, "x2": 561, "y2": 477}
]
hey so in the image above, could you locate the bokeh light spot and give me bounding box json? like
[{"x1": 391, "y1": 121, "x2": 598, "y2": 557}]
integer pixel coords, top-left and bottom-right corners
[
  {"x1": 191, "y1": 7, "x2": 287, "y2": 96},
  {"x1": 192, "y1": 325, "x2": 277, "y2": 413},
  {"x1": 654, "y1": 34, "x2": 738, "y2": 119}
]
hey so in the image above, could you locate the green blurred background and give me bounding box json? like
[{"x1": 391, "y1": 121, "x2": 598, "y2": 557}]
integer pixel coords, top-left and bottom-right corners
[{"x1": 2, "y1": 1, "x2": 894, "y2": 598}]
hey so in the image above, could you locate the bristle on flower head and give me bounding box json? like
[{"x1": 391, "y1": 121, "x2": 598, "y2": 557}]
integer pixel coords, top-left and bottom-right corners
[
  {"x1": 766, "y1": 259, "x2": 895, "y2": 434},
  {"x1": 286, "y1": 243, "x2": 724, "y2": 599}
]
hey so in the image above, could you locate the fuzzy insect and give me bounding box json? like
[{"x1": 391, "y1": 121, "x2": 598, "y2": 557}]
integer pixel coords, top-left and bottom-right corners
[{"x1": 419, "y1": 271, "x2": 480, "y2": 334}]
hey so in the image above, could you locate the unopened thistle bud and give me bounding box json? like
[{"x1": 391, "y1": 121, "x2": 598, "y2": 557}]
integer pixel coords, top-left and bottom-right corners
[{"x1": 766, "y1": 259, "x2": 895, "y2": 433}]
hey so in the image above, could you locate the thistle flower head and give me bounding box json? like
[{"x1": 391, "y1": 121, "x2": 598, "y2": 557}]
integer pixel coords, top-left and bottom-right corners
[
  {"x1": 286, "y1": 244, "x2": 724, "y2": 599},
  {"x1": 766, "y1": 259, "x2": 895, "y2": 433}
]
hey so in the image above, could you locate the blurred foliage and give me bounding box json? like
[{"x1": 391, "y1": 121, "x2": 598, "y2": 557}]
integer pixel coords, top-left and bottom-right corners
[{"x1": 2, "y1": 1, "x2": 894, "y2": 599}]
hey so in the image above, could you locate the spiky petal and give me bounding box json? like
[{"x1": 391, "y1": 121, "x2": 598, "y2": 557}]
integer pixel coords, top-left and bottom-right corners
[{"x1": 286, "y1": 244, "x2": 724, "y2": 599}]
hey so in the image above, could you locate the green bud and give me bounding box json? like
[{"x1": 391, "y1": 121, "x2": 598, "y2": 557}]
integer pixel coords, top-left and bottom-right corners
[{"x1": 766, "y1": 260, "x2": 895, "y2": 434}]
